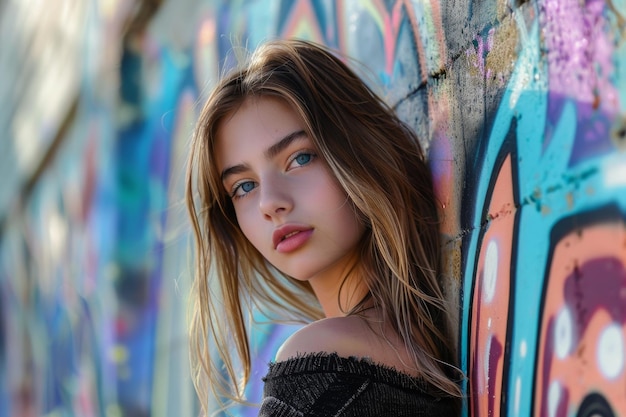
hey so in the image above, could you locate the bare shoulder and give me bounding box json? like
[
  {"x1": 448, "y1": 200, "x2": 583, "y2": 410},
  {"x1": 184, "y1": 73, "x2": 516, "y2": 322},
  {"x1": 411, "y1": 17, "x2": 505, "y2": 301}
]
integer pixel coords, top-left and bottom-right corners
[
  {"x1": 276, "y1": 315, "x2": 421, "y2": 377},
  {"x1": 275, "y1": 315, "x2": 378, "y2": 362}
]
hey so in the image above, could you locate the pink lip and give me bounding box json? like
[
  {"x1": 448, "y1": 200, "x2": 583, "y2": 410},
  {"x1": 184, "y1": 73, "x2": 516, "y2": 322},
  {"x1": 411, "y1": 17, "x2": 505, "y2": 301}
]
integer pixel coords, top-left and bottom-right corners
[{"x1": 273, "y1": 224, "x2": 314, "y2": 253}]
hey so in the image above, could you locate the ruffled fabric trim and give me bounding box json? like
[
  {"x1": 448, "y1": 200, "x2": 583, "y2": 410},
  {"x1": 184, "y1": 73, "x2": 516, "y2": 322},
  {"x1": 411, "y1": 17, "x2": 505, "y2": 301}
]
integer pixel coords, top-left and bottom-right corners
[{"x1": 263, "y1": 352, "x2": 433, "y2": 394}]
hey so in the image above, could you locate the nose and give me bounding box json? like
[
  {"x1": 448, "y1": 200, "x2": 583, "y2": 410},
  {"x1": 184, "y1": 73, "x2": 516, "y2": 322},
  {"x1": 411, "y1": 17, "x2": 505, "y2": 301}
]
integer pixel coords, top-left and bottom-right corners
[{"x1": 258, "y1": 174, "x2": 293, "y2": 220}]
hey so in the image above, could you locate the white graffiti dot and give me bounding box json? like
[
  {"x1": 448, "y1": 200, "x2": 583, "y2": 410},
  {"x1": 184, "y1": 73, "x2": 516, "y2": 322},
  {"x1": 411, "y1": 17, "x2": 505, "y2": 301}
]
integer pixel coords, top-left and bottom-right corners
[
  {"x1": 483, "y1": 240, "x2": 498, "y2": 303},
  {"x1": 548, "y1": 380, "x2": 561, "y2": 417},
  {"x1": 520, "y1": 340, "x2": 527, "y2": 358},
  {"x1": 554, "y1": 307, "x2": 573, "y2": 359},
  {"x1": 597, "y1": 323, "x2": 624, "y2": 379}
]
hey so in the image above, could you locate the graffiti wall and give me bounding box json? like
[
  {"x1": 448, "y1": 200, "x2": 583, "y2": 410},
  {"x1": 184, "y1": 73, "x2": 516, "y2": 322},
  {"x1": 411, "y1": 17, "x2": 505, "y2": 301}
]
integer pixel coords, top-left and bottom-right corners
[{"x1": 0, "y1": 0, "x2": 625, "y2": 416}]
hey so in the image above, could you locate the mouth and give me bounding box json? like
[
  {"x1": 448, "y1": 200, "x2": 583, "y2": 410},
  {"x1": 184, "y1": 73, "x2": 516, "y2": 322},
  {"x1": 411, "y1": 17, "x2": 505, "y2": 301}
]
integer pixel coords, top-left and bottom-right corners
[
  {"x1": 272, "y1": 225, "x2": 313, "y2": 251},
  {"x1": 282, "y1": 231, "x2": 300, "y2": 240}
]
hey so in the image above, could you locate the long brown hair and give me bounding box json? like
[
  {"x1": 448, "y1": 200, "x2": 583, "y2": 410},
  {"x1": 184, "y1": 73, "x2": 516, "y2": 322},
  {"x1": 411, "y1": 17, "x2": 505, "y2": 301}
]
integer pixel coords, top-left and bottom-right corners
[{"x1": 186, "y1": 38, "x2": 462, "y2": 412}]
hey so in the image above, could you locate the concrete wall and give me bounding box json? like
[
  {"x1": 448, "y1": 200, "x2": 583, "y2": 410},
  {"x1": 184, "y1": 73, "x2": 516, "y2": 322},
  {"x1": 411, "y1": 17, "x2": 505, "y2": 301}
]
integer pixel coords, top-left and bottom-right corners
[{"x1": 1, "y1": 0, "x2": 625, "y2": 416}]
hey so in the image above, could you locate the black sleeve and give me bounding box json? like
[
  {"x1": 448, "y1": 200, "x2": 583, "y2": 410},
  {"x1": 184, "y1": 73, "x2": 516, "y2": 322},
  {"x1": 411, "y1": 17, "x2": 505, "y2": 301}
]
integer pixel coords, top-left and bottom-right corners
[
  {"x1": 260, "y1": 369, "x2": 369, "y2": 417},
  {"x1": 258, "y1": 396, "x2": 304, "y2": 417}
]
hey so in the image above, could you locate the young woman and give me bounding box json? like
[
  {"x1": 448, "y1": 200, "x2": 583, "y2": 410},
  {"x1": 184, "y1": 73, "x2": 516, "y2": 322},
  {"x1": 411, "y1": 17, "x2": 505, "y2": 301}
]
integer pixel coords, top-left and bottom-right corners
[{"x1": 186, "y1": 39, "x2": 463, "y2": 416}]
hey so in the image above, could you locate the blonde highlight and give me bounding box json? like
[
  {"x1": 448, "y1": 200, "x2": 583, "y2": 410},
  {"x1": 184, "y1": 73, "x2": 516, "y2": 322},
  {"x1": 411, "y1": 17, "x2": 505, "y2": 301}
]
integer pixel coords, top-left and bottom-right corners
[{"x1": 186, "y1": 39, "x2": 463, "y2": 414}]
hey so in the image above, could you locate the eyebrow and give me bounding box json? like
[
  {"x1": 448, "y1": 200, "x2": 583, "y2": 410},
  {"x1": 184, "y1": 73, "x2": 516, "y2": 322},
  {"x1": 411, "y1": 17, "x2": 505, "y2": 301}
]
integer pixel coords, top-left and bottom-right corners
[{"x1": 220, "y1": 129, "x2": 307, "y2": 182}]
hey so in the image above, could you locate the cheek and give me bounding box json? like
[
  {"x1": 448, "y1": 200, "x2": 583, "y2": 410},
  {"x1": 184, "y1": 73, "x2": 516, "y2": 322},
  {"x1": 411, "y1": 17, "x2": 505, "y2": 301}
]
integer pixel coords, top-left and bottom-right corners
[
  {"x1": 304, "y1": 170, "x2": 347, "y2": 207},
  {"x1": 337, "y1": 204, "x2": 366, "y2": 242},
  {"x1": 234, "y1": 204, "x2": 266, "y2": 250},
  {"x1": 308, "y1": 177, "x2": 363, "y2": 234}
]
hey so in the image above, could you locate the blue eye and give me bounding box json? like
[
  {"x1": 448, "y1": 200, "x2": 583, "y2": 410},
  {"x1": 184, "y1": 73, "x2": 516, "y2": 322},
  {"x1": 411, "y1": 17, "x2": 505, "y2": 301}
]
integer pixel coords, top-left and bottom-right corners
[
  {"x1": 289, "y1": 151, "x2": 316, "y2": 169},
  {"x1": 240, "y1": 181, "x2": 255, "y2": 192},
  {"x1": 232, "y1": 181, "x2": 257, "y2": 198},
  {"x1": 295, "y1": 153, "x2": 312, "y2": 165}
]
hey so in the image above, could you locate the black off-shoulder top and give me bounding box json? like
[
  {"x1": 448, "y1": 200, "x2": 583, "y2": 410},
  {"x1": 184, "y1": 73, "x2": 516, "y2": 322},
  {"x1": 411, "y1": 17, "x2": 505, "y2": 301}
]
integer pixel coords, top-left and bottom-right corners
[{"x1": 259, "y1": 353, "x2": 459, "y2": 417}]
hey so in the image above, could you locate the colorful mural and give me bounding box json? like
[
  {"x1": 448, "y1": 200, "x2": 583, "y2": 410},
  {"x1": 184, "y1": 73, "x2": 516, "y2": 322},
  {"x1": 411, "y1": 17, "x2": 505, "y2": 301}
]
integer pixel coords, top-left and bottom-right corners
[
  {"x1": 461, "y1": 1, "x2": 626, "y2": 416},
  {"x1": 1, "y1": 0, "x2": 625, "y2": 416}
]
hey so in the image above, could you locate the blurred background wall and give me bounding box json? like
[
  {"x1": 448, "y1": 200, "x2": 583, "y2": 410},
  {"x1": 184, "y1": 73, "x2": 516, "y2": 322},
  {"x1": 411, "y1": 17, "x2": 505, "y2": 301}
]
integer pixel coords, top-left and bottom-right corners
[{"x1": 1, "y1": 0, "x2": 625, "y2": 416}]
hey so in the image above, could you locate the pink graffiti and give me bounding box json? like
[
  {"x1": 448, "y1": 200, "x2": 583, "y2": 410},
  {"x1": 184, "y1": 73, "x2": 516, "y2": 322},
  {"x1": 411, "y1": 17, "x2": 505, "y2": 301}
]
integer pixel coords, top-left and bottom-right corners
[
  {"x1": 470, "y1": 155, "x2": 516, "y2": 417},
  {"x1": 540, "y1": 0, "x2": 618, "y2": 110},
  {"x1": 535, "y1": 222, "x2": 626, "y2": 416}
]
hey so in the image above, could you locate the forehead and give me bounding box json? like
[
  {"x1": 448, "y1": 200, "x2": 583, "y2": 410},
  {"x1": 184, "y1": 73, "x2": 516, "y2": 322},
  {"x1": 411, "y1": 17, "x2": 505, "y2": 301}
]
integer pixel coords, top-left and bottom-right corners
[{"x1": 214, "y1": 96, "x2": 305, "y2": 172}]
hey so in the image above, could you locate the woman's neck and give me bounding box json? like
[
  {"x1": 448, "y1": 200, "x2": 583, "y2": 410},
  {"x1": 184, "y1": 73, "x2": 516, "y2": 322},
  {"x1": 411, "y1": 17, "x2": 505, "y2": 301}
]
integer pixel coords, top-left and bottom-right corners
[{"x1": 308, "y1": 253, "x2": 369, "y2": 318}]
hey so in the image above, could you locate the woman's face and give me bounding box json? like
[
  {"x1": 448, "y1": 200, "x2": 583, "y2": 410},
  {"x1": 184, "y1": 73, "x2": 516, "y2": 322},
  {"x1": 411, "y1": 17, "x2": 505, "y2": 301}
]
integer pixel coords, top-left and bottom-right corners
[{"x1": 215, "y1": 96, "x2": 365, "y2": 283}]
